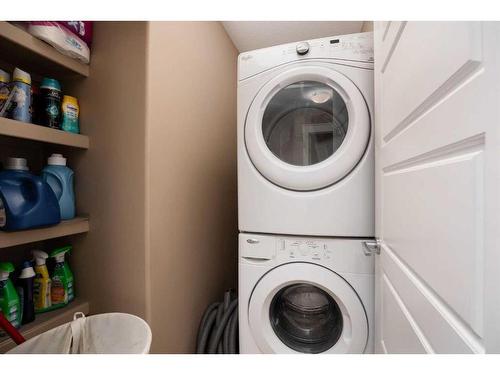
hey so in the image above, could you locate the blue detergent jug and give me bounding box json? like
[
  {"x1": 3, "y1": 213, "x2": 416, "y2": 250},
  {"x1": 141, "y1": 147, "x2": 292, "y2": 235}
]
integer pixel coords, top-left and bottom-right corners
[
  {"x1": 0, "y1": 158, "x2": 61, "y2": 231},
  {"x1": 41, "y1": 154, "x2": 75, "y2": 220}
]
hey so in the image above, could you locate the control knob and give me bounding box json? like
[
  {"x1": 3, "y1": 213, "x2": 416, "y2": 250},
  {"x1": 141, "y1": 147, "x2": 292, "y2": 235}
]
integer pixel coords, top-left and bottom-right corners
[{"x1": 296, "y1": 42, "x2": 310, "y2": 55}]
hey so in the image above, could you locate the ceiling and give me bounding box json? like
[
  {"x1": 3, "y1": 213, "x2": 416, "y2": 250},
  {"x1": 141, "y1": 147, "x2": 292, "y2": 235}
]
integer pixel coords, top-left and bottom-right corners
[{"x1": 222, "y1": 21, "x2": 366, "y2": 52}]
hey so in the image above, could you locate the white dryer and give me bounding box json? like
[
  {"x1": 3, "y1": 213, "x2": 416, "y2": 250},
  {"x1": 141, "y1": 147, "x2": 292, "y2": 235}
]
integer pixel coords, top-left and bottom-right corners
[
  {"x1": 239, "y1": 233, "x2": 374, "y2": 354},
  {"x1": 238, "y1": 33, "x2": 374, "y2": 237}
]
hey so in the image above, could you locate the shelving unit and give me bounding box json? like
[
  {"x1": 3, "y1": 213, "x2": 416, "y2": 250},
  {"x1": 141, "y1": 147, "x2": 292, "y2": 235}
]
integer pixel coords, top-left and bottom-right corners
[
  {"x1": 0, "y1": 117, "x2": 89, "y2": 149},
  {"x1": 0, "y1": 217, "x2": 89, "y2": 249},
  {"x1": 0, "y1": 299, "x2": 90, "y2": 353},
  {"x1": 0, "y1": 22, "x2": 93, "y2": 349},
  {"x1": 0, "y1": 21, "x2": 89, "y2": 78}
]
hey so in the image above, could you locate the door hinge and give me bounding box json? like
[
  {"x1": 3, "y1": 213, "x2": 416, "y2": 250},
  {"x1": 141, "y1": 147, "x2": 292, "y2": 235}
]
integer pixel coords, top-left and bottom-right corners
[{"x1": 363, "y1": 239, "x2": 381, "y2": 256}]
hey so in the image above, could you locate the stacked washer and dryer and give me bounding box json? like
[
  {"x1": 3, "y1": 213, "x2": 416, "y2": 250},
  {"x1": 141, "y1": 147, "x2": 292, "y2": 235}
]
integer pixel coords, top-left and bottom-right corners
[{"x1": 237, "y1": 32, "x2": 375, "y2": 354}]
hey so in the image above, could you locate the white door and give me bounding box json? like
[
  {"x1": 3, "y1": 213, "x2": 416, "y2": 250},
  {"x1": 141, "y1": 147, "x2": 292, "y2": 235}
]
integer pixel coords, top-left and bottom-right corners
[{"x1": 373, "y1": 22, "x2": 500, "y2": 353}]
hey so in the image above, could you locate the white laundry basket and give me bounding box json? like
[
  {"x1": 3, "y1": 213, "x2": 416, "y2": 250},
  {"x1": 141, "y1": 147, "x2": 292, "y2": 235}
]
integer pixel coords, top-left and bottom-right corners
[{"x1": 7, "y1": 312, "x2": 152, "y2": 354}]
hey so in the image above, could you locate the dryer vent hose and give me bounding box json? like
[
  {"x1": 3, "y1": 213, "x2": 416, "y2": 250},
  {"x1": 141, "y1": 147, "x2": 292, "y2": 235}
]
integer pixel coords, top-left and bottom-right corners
[{"x1": 196, "y1": 290, "x2": 238, "y2": 354}]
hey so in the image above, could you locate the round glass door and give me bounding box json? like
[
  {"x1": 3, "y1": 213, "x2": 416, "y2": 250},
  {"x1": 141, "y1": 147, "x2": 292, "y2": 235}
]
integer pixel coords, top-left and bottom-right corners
[
  {"x1": 245, "y1": 65, "x2": 370, "y2": 191},
  {"x1": 248, "y1": 262, "x2": 368, "y2": 354},
  {"x1": 270, "y1": 283, "x2": 343, "y2": 353},
  {"x1": 262, "y1": 81, "x2": 348, "y2": 167}
]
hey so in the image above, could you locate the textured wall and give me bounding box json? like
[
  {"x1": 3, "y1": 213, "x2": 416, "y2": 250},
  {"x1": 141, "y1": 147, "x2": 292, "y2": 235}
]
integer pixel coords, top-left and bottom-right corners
[
  {"x1": 69, "y1": 22, "x2": 149, "y2": 318},
  {"x1": 145, "y1": 22, "x2": 238, "y2": 353}
]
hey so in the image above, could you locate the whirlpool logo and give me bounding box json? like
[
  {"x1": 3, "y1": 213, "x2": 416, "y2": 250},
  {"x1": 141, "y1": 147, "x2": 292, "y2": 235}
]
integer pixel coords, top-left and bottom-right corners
[{"x1": 241, "y1": 54, "x2": 253, "y2": 61}]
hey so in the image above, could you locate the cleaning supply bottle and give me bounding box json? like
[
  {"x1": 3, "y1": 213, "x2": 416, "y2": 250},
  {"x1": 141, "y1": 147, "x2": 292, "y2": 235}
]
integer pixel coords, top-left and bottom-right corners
[
  {"x1": 60, "y1": 95, "x2": 80, "y2": 134},
  {"x1": 0, "y1": 157, "x2": 61, "y2": 231},
  {"x1": 10, "y1": 67, "x2": 31, "y2": 123},
  {"x1": 32, "y1": 250, "x2": 52, "y2": 313},
  {"x1": 40, "y1": 77, "x2": 62, "y2": 129},
  {"x1": 50, "y1": 245, "x2": 74, "y2": 308},
  {"x1": 16, "y1": 261, "x2": 36, "y2": 324},
  {"x1": 0, "y1": 262, "x2": 21, "y2": 333},
  {"x1": 0, "y1": 69, "x2": 10, "y2": 114},
  {"x1": 41, "y1": 154, "x2": 75, "y2": 220}
]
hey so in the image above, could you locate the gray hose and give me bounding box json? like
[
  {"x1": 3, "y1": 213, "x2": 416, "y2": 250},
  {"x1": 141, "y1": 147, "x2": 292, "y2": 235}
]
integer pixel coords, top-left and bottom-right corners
[
  {"x1": 207, "y1": 299, "x2": 238, "y2": 354},
  {"x1": 215, "y1": 303, "x2": 224, "y2": 354},
  {"x1": 196, "y1": 303, "x2": 219, "y2": 354},
  {"x1": 218, "y1": 291, "x2": 232, "y2": 353},
  {"x1": 196, "y1": 290, "x2": 238, "y2": 354},
  {"x1": 228, "y1": 311, "x2": 238, "y2": 354}
]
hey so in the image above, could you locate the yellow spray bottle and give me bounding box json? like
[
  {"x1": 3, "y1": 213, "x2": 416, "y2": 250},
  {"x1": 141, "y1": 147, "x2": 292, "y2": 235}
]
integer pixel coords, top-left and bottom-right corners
[{"x1": 32, "y1": 250, "x2": 51, "y2": 313}]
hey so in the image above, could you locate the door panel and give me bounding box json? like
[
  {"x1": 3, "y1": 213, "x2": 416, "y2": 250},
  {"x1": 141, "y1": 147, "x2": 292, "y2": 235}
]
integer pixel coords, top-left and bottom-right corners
[
  {"x1": 374, "y1": 22, "x2": 500, "y2": 353},
  {"x1": 380, "y1": 22, "x2": 482, "y2": 142},
  {"x1": 380, "y1": 274, "x2": 428, "y2": 354},
  {"x1": 381, "y1": 247, "x2": 480, "y2": 353},
  {"x1": 383, "y1": 148, "x2": 484, "y2": 336}
]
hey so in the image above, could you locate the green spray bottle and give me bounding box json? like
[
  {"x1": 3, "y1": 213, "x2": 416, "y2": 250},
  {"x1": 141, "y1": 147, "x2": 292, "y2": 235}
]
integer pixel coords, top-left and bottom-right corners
[
  {"x1": 50, "y1": 245, "x2": 74, "y2": 308},
  {"x1": 0, "y1": 262, "x2": 21, "y2": 332}
]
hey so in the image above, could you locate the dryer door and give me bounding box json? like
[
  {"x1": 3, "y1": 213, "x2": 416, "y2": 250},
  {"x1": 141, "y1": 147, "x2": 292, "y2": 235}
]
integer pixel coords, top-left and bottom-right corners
[
  {"x1": 248, "y1": 262, "x2": 368, "y2": 353},
  {"x1": 245, "y1": 65, "x2": 370, "y2": 191}
]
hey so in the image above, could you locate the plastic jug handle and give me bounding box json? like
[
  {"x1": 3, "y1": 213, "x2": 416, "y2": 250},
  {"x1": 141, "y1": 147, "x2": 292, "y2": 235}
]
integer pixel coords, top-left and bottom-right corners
[
  {"x1": 18, "y1": 175, "x2": 40, "y2": 207},
  {"x1": 45, "y1": 170, "x2": 64, "y2": 199}
]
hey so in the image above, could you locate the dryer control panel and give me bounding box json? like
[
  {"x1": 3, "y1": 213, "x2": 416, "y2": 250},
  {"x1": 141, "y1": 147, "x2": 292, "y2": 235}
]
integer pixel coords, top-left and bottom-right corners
[{"x1": 238, "y1": 32, "x2": 374, "y2": 81}]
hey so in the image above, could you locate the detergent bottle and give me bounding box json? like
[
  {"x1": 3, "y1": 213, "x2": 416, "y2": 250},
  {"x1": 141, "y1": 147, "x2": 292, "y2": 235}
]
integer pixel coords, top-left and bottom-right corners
[
  {"x1": 50, "y1": 245, "x2": 74, "y2": 308},
  {"x1": 42, "y1": 154, "x2": 75, "y2": 220},
  {"x1": 0, "y1": 262, "x2": 21, "y2": 333},
  {"x1": 10, "y1": 68, "x2": 31, "y2": 123},
  {"x1": 0, "y1": 157, "x2": 61, "y2": 231},
  {"x1": 32, "y1": 250, "x2": 51, "y2": 313}
]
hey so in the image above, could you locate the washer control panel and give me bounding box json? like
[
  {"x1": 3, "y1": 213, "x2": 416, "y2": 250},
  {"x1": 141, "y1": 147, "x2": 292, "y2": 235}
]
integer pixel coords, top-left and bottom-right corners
[{"x1": 240, "y1": 233, "x2": 374, "y2": 275}]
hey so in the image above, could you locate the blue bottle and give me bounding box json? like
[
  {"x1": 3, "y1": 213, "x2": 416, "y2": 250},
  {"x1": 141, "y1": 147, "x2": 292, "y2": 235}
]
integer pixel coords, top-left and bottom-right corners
[
  {"x1": 42, "y1": 154, "x2": 75, "y2": 220},
  {"x1": 0, "y1": 157, "x2": 61, "y2": 231},
  {"x1": 10, "y1": 68, "x2": 31, "y2": 123}
]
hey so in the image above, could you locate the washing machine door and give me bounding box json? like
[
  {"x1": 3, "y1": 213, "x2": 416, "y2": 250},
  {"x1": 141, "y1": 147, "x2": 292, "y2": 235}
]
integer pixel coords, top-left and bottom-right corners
[
  {"x1": 245, "y1": 64, "x2": 370, "y2": 191},
  {"x1": 248, "y1": 262, "x2": 368, "y2": 354}
]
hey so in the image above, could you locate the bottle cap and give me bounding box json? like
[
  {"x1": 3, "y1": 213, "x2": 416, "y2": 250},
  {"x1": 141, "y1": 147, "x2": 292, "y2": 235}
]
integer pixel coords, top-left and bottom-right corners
[
  {"x1": 32, "y1": 250, "x2": 49, "y2": 266},
  {"x1": 51, "y1": 245, "x2": 72, "y2": 263},
  {"x1": 5, "y1": 157, "x2": 29, "y2": 171},
  {"x1": 0, "y1": 262, "x2": 14, "y2": 281},
  {"x1": 19, "y1": 261, "x2": 35, "y2": 279},
  {"x1": 12, "y1": 67, "x2": 31, "y2": 85},
  {"x1": 0, "y1": 69, "x2": 10, "y2": 84},
  {"x1": 63, "y1": 95, "x2": 78, "y2": 105},
  {"x1": 40, "y1": 77, "x2": 61, "y2": 91},
  {"x1": 47, "y1": 153, "x2": 67, "y2": 166}
]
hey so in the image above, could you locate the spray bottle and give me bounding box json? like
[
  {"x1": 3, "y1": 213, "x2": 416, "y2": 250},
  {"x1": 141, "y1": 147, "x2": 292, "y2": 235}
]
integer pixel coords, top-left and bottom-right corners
[
  {"x1": 0, "y1": 262, "x2": 21, "y2": 333},
  {"x1": 50, "y1": 245, "x2": 74, "y2": 308},
  {"x1": 32, "y1": 250, "x2": 51, "y2": 313},
  {"x1": 16, "y1": 261, "x2": 36, "y2": 324}
]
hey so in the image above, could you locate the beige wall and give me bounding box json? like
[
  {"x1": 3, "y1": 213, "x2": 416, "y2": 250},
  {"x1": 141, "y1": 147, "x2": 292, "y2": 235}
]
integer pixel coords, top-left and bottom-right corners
[
  {"x1": 68, "y1": 22, "x2": 149, "y2": 318},
  {"x1": 145, "y1": 22, "x2": 238, "y2": 353},
  {"x1": 62, "y1": 21, "x2": 237, "y2": 353},
  {"x1": 361, "y1": 21, "x2": 374, "y2": 32}
]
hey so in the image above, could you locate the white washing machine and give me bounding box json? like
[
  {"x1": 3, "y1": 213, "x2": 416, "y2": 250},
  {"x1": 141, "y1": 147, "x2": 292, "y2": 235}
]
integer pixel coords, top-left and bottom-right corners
[
  {"x1": 238, "y1": 32, "x2": 374, "y2": 237},
  {"x1": 239, "y1": 233, "x2": 374, "y2": 354}
]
